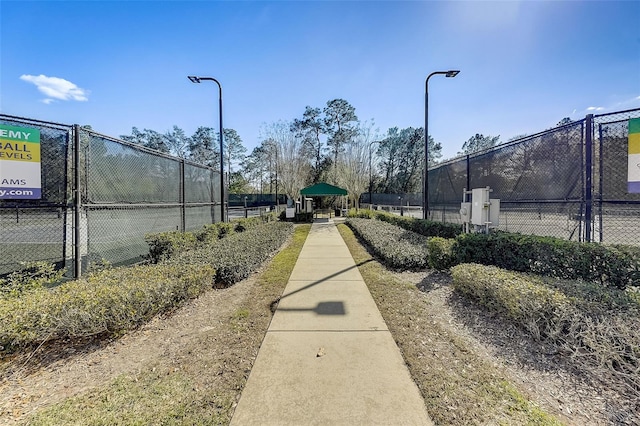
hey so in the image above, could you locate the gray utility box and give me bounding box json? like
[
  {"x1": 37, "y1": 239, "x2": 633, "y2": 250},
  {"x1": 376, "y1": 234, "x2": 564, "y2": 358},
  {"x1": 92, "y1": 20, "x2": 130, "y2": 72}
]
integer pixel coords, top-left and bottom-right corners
[{"x1": 460, "y1": 187, "x2": 500, "y2": 233}]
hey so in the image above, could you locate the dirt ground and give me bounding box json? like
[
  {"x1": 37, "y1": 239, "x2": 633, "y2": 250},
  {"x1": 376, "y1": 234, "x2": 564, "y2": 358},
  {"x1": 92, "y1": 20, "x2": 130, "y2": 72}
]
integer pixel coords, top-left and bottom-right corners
[
  {"x1": 0, "y1": 266, "x2": 280, "y2": 425},
  {"x1": 1, "y1": 229, "x2": 638, "y2": 425},
  {"x1": 391, "y1": 270, "x2": 639, "y2": 426}
]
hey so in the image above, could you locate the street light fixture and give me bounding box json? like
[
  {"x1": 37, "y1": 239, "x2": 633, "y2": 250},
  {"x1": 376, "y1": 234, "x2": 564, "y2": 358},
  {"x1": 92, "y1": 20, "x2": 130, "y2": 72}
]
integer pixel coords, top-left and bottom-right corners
[
  {"x1": 188, "y1": 75, "x2": 226, "y2": 222},
  {"x1": 424, "y1": 69, "x2": 460, "y2": 220}
]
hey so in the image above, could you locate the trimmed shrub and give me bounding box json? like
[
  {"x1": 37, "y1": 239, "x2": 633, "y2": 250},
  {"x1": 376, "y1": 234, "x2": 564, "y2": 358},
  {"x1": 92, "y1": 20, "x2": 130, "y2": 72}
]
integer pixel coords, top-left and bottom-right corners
[
  {"x1": 451, "y1": 263, "x2": 640, "y2": 391},
  {"x1": 346, "y1": 209, "x2": 462, "y2": 238},
  {"x1": 145, "y1": 231, "x2": 197, "y2": 263},
  {"x1": 0, "y1": 220, "x2": 292, "y2": 352},
  {"x1": 233, "y1": 212, "x2": 278, "y2": 232},
  {"x1": 346, "y1": 218, "x2": 429, "y2": 270},
  {"x1": 194, "y1": 222, "x2": 235, "y2": 244},
  {"x1": 542, "y1": 276, "x2": 640, "y2": 315},
  {"x1": 451, "y1": 263, "x2": 575, "y2": 340},
  {"x1": 0, "y1": 261, "x2": 65, "y2": 298},
  {"x1": 346, "y1": 208, "x2": 376, "y2": 219},
  {"x1": 147, "y1": 214, "x2": 281, "y2": 262},
  {"x1": 0, "y1": 263, "x2": 216, "y2": 351},
  {"x1": 172, "y1": 221, "x2": 294, "y2": 285},
  {"x1": 452, "y1": 232, "x2": 640, "y2": 289},
  {"x1": 427, "y1": 237, "x2": 456, "y2": 270}
]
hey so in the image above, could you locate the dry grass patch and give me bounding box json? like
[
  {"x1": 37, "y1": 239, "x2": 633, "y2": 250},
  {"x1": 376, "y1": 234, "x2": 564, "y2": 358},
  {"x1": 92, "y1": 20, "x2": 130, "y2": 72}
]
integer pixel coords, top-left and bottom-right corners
[{"x1": 337, "y1": 223, "x2": 561, "y2": 426}]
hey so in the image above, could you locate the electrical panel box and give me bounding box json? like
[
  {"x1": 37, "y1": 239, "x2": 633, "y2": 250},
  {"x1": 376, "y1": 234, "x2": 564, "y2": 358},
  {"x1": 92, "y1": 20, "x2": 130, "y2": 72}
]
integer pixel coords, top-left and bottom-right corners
[
  {"x1": 471, "y1": 188, "x2": 490, "y2": 225},
  {"x1": 489, "y1": 199, "x2": 500, "y2": 227},
  {"x1": 460, "y1": 202, "x2": 471, "y2": 222},
  {"x1": 461, "y1": 187, "x2": 500, "y2": 233}
]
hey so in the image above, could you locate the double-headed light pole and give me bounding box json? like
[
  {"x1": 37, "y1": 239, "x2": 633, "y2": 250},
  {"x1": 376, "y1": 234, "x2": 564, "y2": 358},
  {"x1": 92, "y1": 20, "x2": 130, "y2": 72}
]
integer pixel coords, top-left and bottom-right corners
[
  {"x1": 188, "y1": 75, "x2": 226, "y2": 222},
  {"x1": 424, "y1": 70, "x2": 459, "y2": 220}
]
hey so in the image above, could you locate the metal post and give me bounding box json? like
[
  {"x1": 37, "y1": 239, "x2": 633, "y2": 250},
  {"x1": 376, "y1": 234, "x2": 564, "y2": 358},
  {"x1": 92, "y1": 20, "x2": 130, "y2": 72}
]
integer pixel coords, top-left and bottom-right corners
[
  {"x1": 179, "y1": 159, "x2": 186, "y2": 232},
  {"x1": 466, "y1": 154, "x2": 471, "y2": 193},
  {"x1": 188, "y1": 76, "x2": 225, "y2": 222},
  {"x1": 584, "y1": 114, "x2": 593, "y2": 242},
  {"x1": 424, "y1": 70, "x2": 459, "y2": 220},
  {"x1": 424, "y1": 79, "x2": 429, "y2": 220},
  {"x1": 73, "y1": 124, "x2": 82, "y2": 278},
  {"x1": 598, "y1": 123, "x2": 604, "y2": 243}
]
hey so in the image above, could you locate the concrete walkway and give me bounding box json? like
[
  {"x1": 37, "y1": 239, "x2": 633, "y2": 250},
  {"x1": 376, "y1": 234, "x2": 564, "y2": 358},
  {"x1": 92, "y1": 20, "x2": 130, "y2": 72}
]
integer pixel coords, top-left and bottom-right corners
[{"x1": 230, "y1": 219, "x2": 433, "y2": 425}]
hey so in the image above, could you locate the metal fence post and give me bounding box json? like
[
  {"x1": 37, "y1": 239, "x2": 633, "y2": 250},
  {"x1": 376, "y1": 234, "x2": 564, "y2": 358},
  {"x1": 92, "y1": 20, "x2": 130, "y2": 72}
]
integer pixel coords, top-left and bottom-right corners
[
  {"x1": 584, "y1": 114, "x2": 594, "y2": 242},
  {"x1": 598, "y1": 123, "x2": 604, "y2": 243},
  {"x1": 73, "y1": 125, "x2": 82, "y2": 278},
  {"x1": 466, "y1": 154, "x2": 471, "y2": 192},
  {"x1": 180, "y1": 159, "x2": 186, "y2": 232}
]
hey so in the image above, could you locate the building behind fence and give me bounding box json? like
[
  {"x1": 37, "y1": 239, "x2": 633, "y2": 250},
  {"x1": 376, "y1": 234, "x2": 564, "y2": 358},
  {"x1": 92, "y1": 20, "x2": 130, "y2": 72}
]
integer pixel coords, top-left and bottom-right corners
[
  {"x1": 425, "y1": 108, "x2": 640, "y2": 245},
  {"x1": 0, "y1": 114, "x2": 221, "y2": 277}
]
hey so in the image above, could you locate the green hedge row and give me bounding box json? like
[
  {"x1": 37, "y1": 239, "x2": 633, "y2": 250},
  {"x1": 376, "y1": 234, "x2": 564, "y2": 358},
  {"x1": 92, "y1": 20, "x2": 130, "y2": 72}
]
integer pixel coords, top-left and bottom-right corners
[
  {"x1": 170, "y1": 221, "x2": 294, "y2": 285},
  {"x1": 347, "y1": 209, "x2": 462, "y2": 239},
  {"x1": 0, "y1": 220, "x2": 292, "y2": 352},
  {"x1": 451, "y1": 263, "x2": 640, "y2": 390},
  {"x1": 146, "y1": 214, "x2": 278, "y2": 263},
  {"x1": 449, "y1": 232, "x2": 640, "y2": 289},
  {"x1": 0, "y1": 263, "x2": 216, "y2": 351},
  {"x1": 347, "y1": 214, "x2": 639, "y2": 289},
  {"x1": 345, "y1": 218, "x2": 430, "y2": 270}
]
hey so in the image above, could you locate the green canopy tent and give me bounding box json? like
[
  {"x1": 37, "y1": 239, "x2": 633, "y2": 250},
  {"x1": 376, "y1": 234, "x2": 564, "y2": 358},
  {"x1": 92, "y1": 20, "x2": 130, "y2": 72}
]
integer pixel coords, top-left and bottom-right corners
[
  {"x1": 300, "y1": 182, "x2": 348, "y2": 196},
  {"x1": 299, "y1": 182, "x2": 348, "y2": 217}
]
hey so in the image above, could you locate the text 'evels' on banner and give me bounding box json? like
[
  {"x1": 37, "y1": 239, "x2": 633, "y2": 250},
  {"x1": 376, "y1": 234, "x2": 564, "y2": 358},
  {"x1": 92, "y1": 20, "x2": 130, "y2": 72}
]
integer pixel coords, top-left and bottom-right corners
[{"x1": 0, "y1": 124, "x2": 42, "y2": 199}]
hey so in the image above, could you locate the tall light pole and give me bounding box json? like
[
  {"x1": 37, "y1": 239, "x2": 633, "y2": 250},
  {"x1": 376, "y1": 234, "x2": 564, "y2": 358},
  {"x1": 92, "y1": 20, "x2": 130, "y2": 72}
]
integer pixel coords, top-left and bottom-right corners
[
  {"x1": 188, "y1": 75, "x2": 226, "y2": 222},
  {"x1": 424, "y1": 70, "x2": 459, "y2": 220},
  {"x1": 368, "y1": 140, "x2": 380, "y2": 209}
]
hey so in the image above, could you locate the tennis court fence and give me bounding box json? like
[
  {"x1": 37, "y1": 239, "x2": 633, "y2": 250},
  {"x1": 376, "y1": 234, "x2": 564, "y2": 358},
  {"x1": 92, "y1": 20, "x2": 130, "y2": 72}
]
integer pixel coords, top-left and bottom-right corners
[{"x1": 0, "y1": 114, "x2": 221, "y2": 277}]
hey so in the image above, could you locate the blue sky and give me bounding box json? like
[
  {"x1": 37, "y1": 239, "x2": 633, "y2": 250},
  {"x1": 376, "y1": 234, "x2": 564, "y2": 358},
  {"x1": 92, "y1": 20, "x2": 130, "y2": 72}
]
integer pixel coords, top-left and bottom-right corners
[{"x1": 1, "y1": 0, "x2": 639, "y2": 161}]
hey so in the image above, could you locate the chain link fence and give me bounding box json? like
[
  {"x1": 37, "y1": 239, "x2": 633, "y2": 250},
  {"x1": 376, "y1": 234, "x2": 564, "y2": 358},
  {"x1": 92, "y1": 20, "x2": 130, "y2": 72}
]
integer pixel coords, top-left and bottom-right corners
[
  {"x1": 593, "y1": 109, "x2": 640, "y2": 245},
  {"x1": 0, "y1": 115, "x2": 221, "y2": 277},
  {"x1": 427, "y1": 109, "x2": 640, "y2": 245}
]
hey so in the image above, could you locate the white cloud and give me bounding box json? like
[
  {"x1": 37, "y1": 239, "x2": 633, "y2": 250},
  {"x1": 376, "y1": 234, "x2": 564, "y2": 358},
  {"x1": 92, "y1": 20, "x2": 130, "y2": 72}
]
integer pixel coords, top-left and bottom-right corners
[
  {"x1": 20, "y1": 74, "x2": 89, "y2": 103},
  {"x1": 586, "y1": 106, "x2": 604, "y2": 111}
]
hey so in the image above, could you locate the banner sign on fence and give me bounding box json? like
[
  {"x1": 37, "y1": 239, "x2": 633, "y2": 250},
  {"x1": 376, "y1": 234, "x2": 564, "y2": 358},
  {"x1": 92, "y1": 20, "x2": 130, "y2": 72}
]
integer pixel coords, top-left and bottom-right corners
[
  {"x1": 629, "y1": 118, "x2": 640, "y2": 193},
  {"x1": 0, "y1": 124, "x2": 42, "y2": 199}
]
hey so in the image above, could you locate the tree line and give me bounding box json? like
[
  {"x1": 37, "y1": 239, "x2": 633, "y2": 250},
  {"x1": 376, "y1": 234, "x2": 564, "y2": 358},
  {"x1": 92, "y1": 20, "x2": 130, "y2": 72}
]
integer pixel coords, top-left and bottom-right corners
[{"x1": 120, "y1": 101, "x2": 576, "y2": 207}]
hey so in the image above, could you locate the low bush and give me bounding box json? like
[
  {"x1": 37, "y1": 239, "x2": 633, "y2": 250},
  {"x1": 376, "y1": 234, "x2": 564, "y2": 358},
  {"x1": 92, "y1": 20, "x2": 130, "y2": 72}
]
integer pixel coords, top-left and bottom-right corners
[
  {"x1": 145, "y1": 231, "x2": 198, "y2": 263},
  {"x1": 0, "y1": 220, "x2": 292, "y2": 352},
  {"x1": 451, "y1": 263, "x2": 640, "y2": 391},
  {"x1": 453, "y1": 232, "x2": 640, "y2": 289},
  {"x1": 171, "y1": 221, "x2": 294, "y2": 285},
  {"x1": 0, "y1": 263, "x2": 216, "y2": 351},
  {"x1": 0, "y1": 261, "x2": 65, "y2": 298},
  {"x1": 426, "y1": 237, "x2": 456, "y2": 271},
  {"x1": 346, "y1": 218, "x2": 429, "y2": 270},
  {"x1": 346, "y1": 209, "x2": 462, "y2": 238},
  {"x1": 451, "y1": 263, "x2": 575, "y2": 340},
  {"x1": 147, "y1": 214, "x2": 281, "y2": 263},
  {"x1": 194, "y1": 222, "x2": 235, "y2": 244},
  {"x1": 346, "y1": 208, "x2": 376, "y2": 219}
]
